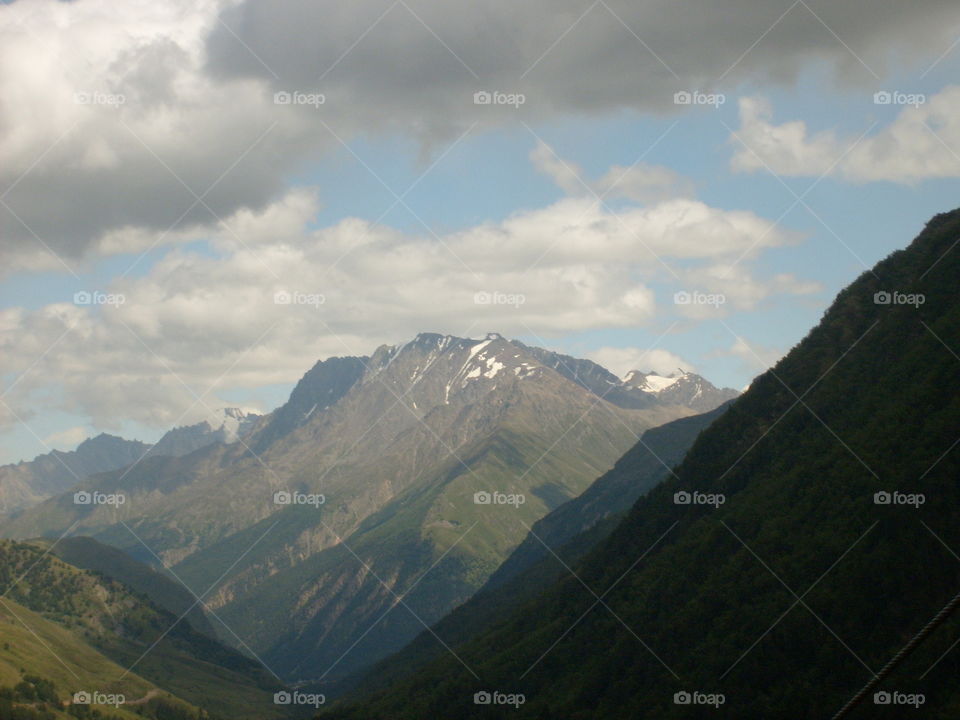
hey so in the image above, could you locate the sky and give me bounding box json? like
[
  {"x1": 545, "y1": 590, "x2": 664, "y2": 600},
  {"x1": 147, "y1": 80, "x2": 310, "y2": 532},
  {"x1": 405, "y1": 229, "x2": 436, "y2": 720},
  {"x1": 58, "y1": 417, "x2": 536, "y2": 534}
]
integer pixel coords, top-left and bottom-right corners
[{"x1": 2, "y1": 0, "x2": 960, "y2": 464}]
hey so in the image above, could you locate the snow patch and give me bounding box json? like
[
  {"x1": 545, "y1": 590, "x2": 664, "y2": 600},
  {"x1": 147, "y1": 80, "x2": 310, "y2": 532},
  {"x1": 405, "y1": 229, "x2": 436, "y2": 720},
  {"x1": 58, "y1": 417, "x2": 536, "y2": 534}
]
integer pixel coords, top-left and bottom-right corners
[{"x1": 643, "y1": 374, "x2": 681, "y2": 392}]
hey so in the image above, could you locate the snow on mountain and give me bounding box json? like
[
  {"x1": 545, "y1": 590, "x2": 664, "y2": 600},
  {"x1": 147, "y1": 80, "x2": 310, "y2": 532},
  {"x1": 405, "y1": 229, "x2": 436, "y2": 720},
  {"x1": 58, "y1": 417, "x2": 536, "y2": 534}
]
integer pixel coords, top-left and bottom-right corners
[
  {"x1": 151, "y1": 407, "x2": 262, "y2": 457},
  {"x1": 623, "y1": 370, "x2": 682, "y2": 393},
  {"x1": 622, "y1": 369, "x2": 739, "y2": 411}
]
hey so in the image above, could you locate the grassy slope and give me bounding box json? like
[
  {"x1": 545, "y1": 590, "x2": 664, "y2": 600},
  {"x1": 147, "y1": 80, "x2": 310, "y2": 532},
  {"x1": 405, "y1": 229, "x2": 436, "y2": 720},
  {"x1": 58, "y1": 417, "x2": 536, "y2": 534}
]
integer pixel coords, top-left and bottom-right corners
[
  {"x1": 0, "y1": 596, "x2": 192, "y2": 720},
  {"x1": 0, "y1": 541, "x2": 284, "y2": 719}
]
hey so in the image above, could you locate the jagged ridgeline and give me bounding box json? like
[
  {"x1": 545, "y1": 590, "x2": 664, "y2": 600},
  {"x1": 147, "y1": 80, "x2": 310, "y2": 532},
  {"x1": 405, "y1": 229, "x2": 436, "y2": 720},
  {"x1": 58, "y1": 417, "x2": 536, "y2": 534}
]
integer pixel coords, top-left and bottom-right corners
[{"x1": 320, "y1": 210, "x2": 960, "y2": 719}]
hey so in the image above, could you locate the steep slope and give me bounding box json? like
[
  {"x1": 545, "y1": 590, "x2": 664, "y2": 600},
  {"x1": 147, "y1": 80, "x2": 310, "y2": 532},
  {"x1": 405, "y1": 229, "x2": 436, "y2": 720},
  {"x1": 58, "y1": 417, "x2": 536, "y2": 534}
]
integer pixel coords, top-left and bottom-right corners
[
  {"x1": 40, "y1": 536, "x2": 217, "y2": 639},
  {"x1": 0, "y1": 434, "x2": 151, "y2": 516},
  {"x1": 339, "y1": 403, "x2": 730, "y2": 700},
  {"x1": 0, "y1": 540, "x2": 283, "y2": 719},
  {"x1": 485, "y1": 401, "x2": 732, "y2": 591},
  {"x1": 0, "y1": 333, "x2": 705, "y2": 687},
  {"x1": 247, "y1": 355, "x2": 368, "y2": 453},
  {"x1": 322, "y1": 210, "x2": 960, "y2": 719}
]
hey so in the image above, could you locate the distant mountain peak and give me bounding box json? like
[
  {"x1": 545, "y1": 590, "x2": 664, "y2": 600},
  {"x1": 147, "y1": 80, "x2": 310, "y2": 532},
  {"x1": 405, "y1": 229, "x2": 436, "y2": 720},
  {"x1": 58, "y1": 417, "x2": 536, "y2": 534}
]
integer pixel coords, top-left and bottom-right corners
[
  {"x1": 620, "y1": 368, "x2": 739, "y2": 411},
  {"x1": 74, "y1": 432, "x2": 132, "y2": 452},
  {"x1": 198, "y1": 407, "x2": 261, "y2": 442},
  {"x1": 150, "y1": 406, "x2": 262, "y2": 457}
]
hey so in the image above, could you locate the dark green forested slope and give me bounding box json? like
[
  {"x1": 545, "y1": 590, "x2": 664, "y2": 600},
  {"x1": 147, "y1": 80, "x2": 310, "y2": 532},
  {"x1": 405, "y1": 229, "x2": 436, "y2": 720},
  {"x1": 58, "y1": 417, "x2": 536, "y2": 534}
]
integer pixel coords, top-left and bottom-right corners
[
  {"x1": 37, "y1": 536, "x2": 217, "y2": 639},
  {"x1": 322, "y1": 210, "x2": 960, "y2": 719}
]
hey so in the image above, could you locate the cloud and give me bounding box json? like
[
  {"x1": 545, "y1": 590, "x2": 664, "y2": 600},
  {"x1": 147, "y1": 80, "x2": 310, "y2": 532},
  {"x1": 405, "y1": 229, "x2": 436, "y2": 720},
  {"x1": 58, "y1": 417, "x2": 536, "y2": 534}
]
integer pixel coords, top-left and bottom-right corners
[
  {"x1": 588, "y1": 347, "x2": 695, "y2": 378},
  {"x1": 0, "y1": 0, "x2": 324, "y2": 271},
  {"x1": 530, "y1": 140, "x2": 695, "y2": 203},
  {"x1": 0, "y1": 154, "x2": 810, "y2": 435},
  {"x1": 730, "y1": 88, "x2": 960, "y2": 182},
  {"x1": 3, "y1": 0, "x2": 959, "y2": 267}
]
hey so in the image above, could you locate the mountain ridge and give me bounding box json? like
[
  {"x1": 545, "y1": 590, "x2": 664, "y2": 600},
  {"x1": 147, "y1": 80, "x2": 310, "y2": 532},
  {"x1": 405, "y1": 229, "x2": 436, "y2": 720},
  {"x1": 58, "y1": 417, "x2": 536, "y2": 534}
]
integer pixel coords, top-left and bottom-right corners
[{"x1": 0, "y1": 333, "x2": 734, "y2": 687}]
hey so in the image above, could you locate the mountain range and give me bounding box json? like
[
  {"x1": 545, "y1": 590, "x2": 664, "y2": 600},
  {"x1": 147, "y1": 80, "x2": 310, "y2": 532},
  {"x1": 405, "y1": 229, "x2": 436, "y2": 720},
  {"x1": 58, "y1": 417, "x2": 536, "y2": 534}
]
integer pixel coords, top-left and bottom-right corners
[
  {"x1": 0, "y1": 333, "x2": 737, "y2": 688},
  {"x1": 0, "y1": 408, "x2": 261, "y2": 517}
]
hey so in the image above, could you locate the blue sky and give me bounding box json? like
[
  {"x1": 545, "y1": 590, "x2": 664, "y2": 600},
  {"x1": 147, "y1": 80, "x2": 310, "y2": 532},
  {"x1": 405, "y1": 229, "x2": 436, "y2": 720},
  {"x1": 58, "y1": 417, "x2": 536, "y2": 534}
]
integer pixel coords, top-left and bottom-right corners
[{"x1": 2, "y1": 0, "x2": 960, "y2": 464}]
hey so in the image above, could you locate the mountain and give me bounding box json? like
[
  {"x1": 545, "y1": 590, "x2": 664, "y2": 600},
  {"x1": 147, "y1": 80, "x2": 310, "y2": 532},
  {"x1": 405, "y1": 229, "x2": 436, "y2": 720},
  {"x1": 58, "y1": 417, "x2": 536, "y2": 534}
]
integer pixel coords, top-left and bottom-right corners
[
  {"x1": 0, "y1": 434, "x2": 151, "y2": 516},
  {"x1": 319, "y1": 210, "x2": 960, "y2": 719},
  {"x1": 0, "y1": 539, "x2": 283, "y2": 719},
  {"x1": 0, "y1": 409, "x2": 262, "y2": 519},
  {"x1": 623, "y1": 369, "x2": 740, "y2": 411},
  {"x1": 339, "y1": 402, "x2": 731, "y2": 700},
  {"x1": 0, "y1": 333, "x2": 728, "y2": 687},
  {"x1": 150, "y1": 407, "x2": 261, "y2": 458}
]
